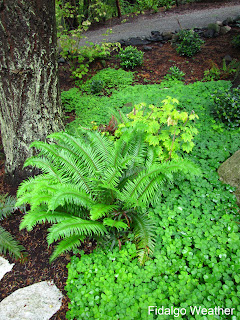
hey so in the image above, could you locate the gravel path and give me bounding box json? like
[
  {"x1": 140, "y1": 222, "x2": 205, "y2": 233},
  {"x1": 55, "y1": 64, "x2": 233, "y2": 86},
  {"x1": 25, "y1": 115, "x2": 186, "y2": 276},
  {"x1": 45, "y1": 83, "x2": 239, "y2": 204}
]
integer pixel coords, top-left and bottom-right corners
[{"x1": 79, "y1": 4, "x2": 240, "y2": 45}]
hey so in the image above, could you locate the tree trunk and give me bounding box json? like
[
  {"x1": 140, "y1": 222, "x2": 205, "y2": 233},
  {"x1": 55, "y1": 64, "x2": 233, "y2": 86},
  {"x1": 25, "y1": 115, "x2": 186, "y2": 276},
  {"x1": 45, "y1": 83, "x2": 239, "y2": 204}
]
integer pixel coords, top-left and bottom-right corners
[
  {"x1": 0, "y1": 0, "x2": 64, "y2": 186},
  {"x1": 115, "y1": 0, "x2": 121, "y2": 18}
]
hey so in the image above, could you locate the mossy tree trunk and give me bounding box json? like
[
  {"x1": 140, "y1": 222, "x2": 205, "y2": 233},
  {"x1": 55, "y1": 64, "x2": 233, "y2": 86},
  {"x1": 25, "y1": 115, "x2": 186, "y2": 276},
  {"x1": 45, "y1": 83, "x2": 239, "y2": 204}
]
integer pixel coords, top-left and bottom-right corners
[{"x1": 0, "y1": 0, "x2": 64, "y2": 186}]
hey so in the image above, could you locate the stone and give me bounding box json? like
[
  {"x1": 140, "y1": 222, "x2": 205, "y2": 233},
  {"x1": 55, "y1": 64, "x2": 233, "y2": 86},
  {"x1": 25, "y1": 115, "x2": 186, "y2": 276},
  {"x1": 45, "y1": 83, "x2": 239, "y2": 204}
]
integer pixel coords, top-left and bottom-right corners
[
  {"x1": 58, "y1": 57, "x2": 65, "y2": 64},
  {"x1": 162, "y1": 31, "x2": 173, "y2": 41},
  {"x1": 216, "y1": 20, "x2": 223, "y2": 26},
  {"x1": 220, "y1": 26, "x2": 231, "y2": 35},
  {"x1": 151, "y1": 31, "x2": 161, "y2": 37},
  {"x1": 203, "y1": 29, "x2": 216, "y2": 38},
  {"x1": 0, "y1": 257, "x2": 14, "y2": 281},
  {"x1": 223, "y1": 55, "x2": 232, "y2": 64},
  {"x1": 143, "y1": 46, "x2": 153, "y2": 51},
  {"x1": 146, "y1": 34, "x2": 163, "y2": 42},
  {"x1": 218, "y1": 150, "x2": 240, "y2": 204},
  {"x1": 0, "y1": 281, "x2": 63, "y2": 320},
  {"x1": 127, "y1": 37, "x2": 151, "y2": 46},
  {"x1": 207, "y1": 23, "x2": 220, "y2": 33},
  {"x1": 222, "y1": 17, "x2": 233, "y2": 26}
]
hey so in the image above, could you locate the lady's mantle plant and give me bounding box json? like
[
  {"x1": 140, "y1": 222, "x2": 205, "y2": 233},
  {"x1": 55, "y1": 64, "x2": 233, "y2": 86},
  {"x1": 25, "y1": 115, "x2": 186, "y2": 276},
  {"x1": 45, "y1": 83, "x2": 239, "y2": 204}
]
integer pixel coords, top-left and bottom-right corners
[{"x1": 16, "y1": 109, "x2": 199, "y2": 264}]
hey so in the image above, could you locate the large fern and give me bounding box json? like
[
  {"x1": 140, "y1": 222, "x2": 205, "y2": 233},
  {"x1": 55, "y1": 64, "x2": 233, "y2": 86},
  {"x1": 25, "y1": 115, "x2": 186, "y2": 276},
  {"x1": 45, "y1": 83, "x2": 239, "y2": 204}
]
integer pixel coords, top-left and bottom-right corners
[
  {"x1": 0, "y1": 194, "x2": 26, "y2": 259},
  {"x1": 16, "y1": 127, "x2": 200, "y2": 264}
]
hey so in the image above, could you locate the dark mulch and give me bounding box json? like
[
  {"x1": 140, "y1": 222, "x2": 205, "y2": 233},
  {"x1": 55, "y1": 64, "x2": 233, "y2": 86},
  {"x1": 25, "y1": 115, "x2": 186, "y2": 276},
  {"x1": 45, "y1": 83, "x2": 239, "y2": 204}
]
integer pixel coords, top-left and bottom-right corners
[{"x1": 0, "y1": 2, "x2": 240, "y2": 319}]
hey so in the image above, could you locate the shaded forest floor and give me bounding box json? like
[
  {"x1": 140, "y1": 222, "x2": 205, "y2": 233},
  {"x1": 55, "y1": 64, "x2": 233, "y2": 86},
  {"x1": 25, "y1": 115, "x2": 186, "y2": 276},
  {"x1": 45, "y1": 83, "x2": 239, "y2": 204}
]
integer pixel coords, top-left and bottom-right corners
[{"x1": 0, "y1": 2, "x2": 240, "y2": 319}]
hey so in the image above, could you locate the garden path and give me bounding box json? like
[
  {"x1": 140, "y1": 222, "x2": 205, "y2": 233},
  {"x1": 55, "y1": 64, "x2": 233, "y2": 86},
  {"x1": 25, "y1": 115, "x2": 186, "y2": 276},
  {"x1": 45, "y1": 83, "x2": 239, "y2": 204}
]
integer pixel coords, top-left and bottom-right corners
[{"x1": 79, "y1": 3, "x2": 240, "y2": 46}]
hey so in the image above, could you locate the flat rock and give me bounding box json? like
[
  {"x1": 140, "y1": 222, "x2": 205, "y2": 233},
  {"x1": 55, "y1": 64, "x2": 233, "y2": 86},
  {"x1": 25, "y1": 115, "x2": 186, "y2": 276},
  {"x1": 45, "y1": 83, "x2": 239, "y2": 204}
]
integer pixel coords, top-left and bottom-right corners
[
  {"x1": 0, "y1": 281, "x2": 63, "y2": 320},
  {"x1": 0, "y1": 257, "x2": 14, "y2": 280},
  {"x1": 218, "y1": 150, "x2": 240, "y2": 204},
  {"x1": 220, "y1": 25, "x2": 231, "y2": 35}
]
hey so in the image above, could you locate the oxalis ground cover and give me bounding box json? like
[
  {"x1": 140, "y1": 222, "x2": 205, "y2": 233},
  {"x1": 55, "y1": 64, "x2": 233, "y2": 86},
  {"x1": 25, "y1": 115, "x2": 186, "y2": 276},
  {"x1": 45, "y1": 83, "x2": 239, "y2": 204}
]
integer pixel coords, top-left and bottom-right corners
[{"x1": 63, "y1": 78, "x2": 240, "y2": 319}]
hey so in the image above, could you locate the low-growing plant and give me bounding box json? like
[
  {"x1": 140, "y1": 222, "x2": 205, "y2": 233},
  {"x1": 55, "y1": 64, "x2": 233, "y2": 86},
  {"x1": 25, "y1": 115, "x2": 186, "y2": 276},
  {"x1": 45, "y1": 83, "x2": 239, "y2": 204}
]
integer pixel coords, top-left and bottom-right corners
[
  {"x1": 232, "y1": 34, "x2": 240, "y2": 48},
  {"x1": 59, "y1": 25, "x2": 120, "y2": 80},
  {"x1": 90, "y1": 79, "x2": 104, "y2": 94},
  {"x1": 203, "y1": 59, "x2": 239, "y2": 81},
  {"x1": 211, "y1": 86, "x2": 240, "y2": 128},
  {"x1": 115, "y1": 97, "x2": 199, "y2": 161},
  {"x1": 65, "y1": 181, "x2": 240, "y2": 319},
  {"x1": 172, "y1": 29, "x2": 205, "y2": 57},
  {"x1": 0, "y1": 194, "x2": 26, "y2": 259},
  {"x1": 16, "y1": 125, "x2": 200, "y2": 265},
  {"x1": 80, "y1": 67, "x2": 134, "y2": 95},
  {"x1": 117, "y1": 46, "x2": 144, "y2": 69},
  {"x1": 164, "y1": 66, "x2": 185, "y2": 81}
]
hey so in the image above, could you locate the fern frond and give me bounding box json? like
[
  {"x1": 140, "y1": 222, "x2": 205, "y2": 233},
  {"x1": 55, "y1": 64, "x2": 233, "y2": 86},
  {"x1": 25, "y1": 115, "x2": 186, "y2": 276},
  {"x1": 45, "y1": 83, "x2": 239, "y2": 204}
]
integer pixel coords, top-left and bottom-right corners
[
  {"x1": 29, "y1": 141, "x2": 94, "y2": 193},
  {"x1": 19, "y1": 207, "x2": 70, "y2": 231},
  {"x1": 0, "y1": 195, "x2": 17, "y2": 219},
  {"x1": 16, "y1": 175, "x2": 49, "y2": 198},
  {"x1": 48, "y1": 184, "x2": 94, "y2": 211},
  {"x1": 122, "y1": 160, "x2": 201, "y2": 207},
  {"x1": 103, "y1": 218, "x2": 129, "y2": 231},
  {"x1": 90, "y1": 203, "x2": 118, "y2": 220},
  {"x1": 0, "y1": 225, "x2": 25, "y2": 259},
  {"x1": 48, "y1": 131, "x2": 105, "y2": 174},
  {"x1": 84, "y1": 129, "x2": 114, "y2": 161},
  {"x1": 49, "y1": 234, "x2": 86, "y2": 263},
  {"x1": 23, "y1": 157, "x2": 64, "y2": 183},
  {"x1": 129, "y1": 212, "x2": 156, "y2": 265},
  {"x1": 121, "y1": 164, "x2": 166, "y2": 207},
  {"x1": 47, "y1": 217, "x2": 108, "y2": 244}
]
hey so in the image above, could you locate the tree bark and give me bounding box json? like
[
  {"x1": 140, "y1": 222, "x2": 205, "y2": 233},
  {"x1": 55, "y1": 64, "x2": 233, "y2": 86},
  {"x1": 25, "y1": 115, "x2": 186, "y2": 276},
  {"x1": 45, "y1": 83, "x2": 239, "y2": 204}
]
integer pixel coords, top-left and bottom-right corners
[
  {"x1": 0, "y1": 0, "x2": 64, "y2": 186},
  {"x1": 115, "y1": 0, "x2": 121, "y2": 18}
]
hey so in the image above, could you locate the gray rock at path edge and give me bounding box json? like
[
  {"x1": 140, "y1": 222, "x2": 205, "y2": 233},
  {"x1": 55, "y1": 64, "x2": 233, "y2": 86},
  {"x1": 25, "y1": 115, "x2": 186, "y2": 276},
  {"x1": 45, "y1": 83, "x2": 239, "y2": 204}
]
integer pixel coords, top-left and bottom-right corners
[
  {"x1": 0, "y1": 257, "x2": 14, "y2": 280},
  {"x1": 0, "y1": 280, "x2": 63, "y2": 320},
  {"x1": 218, "y1": 150, "x2": 240, "y2": 204}
]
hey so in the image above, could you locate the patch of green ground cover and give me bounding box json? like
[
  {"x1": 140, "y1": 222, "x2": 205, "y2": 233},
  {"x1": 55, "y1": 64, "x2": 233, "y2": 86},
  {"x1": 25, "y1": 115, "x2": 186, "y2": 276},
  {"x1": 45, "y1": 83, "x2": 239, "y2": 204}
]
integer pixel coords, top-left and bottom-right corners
[
  {"x1": 61, "y1": 80, "x2": 229, "y2": 131},
  {"x1": 65, "y1": 80, "x2": 240, "y2": 320},
  {"x1": 79, "y1": 67, "x2": 135, "y2": 95}
]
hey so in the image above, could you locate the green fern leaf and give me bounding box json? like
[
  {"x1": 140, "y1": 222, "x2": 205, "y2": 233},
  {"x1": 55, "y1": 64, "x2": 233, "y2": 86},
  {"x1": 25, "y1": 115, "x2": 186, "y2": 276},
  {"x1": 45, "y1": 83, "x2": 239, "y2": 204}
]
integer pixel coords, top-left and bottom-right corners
[
  {"x1": 90, "y1": 204, "x2": 118, "y2": 220},
  {"x1": 103, "y1": 218, "x2": 129, "y2": 230},
  {"x1": 48, "y1": 185, "x2": 94, "y2": 211},
  {"x1": 0, "y1": 225, "x2": 25, "y2": 259},
  {"x1": 19, "y1": 207, "x2": 71, "y2": 231},
  {"x1": 129, "y1": 212, "x2": 156, "y2": 265},
  {"x1": 47, "y1": 217, "x2": 108, "y2": 244},
  {"x1": 49, "y1": 234, "x2": 86, "y2": 263}
]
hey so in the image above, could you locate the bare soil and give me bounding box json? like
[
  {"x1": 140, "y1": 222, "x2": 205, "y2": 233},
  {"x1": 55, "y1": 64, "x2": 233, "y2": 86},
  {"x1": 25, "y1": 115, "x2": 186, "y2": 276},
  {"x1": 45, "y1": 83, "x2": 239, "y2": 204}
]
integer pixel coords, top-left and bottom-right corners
[{"x1": 0, "y1": 2, "x2": 240, "y2": 319}]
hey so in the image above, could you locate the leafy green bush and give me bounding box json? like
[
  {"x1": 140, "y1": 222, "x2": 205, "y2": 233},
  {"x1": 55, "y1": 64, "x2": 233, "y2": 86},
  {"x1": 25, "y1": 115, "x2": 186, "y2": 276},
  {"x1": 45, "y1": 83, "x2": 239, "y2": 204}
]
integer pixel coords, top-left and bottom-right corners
[
  {"x1": 115, "y1": 97, "x2": 199, "y2": 161},
  {"x1": 164, "y1": 66, "x2": 185, "y2": 81},
  {"x1": 232, "y1": 35, "x2": 240, "y2": 48},
  {"x1": 117, "y1": 46, "x2": 144, "y2": 69},
  {"x1": 80, "y1": 68, "x2": 134, "y2": 94},
  {"x1": 16, "y1": 127, "x2": 199, "y2": 264},
  {"x1": 0, "y1": 194, "x2": 26, "y2": 259},
  {"x1": 173, "y1": 29, "x2": 205, "y2": 57},
  {"x1": 90, "y1": 79, "x2": 104, "y2": 94},
  {"x1": 211, "y1": 86, "x2": 240, "y2": 128}
]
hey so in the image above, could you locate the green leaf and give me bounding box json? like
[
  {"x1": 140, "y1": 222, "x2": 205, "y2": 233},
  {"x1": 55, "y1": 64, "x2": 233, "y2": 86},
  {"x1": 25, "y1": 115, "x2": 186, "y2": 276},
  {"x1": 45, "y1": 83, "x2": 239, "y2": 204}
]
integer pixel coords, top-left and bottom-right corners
[
  {"x1": 90, "y1": 204, "x2": 118, "y2": 220},
  {"x1": 103, "y1": 218, "x2": 129, "y2": 230}
]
